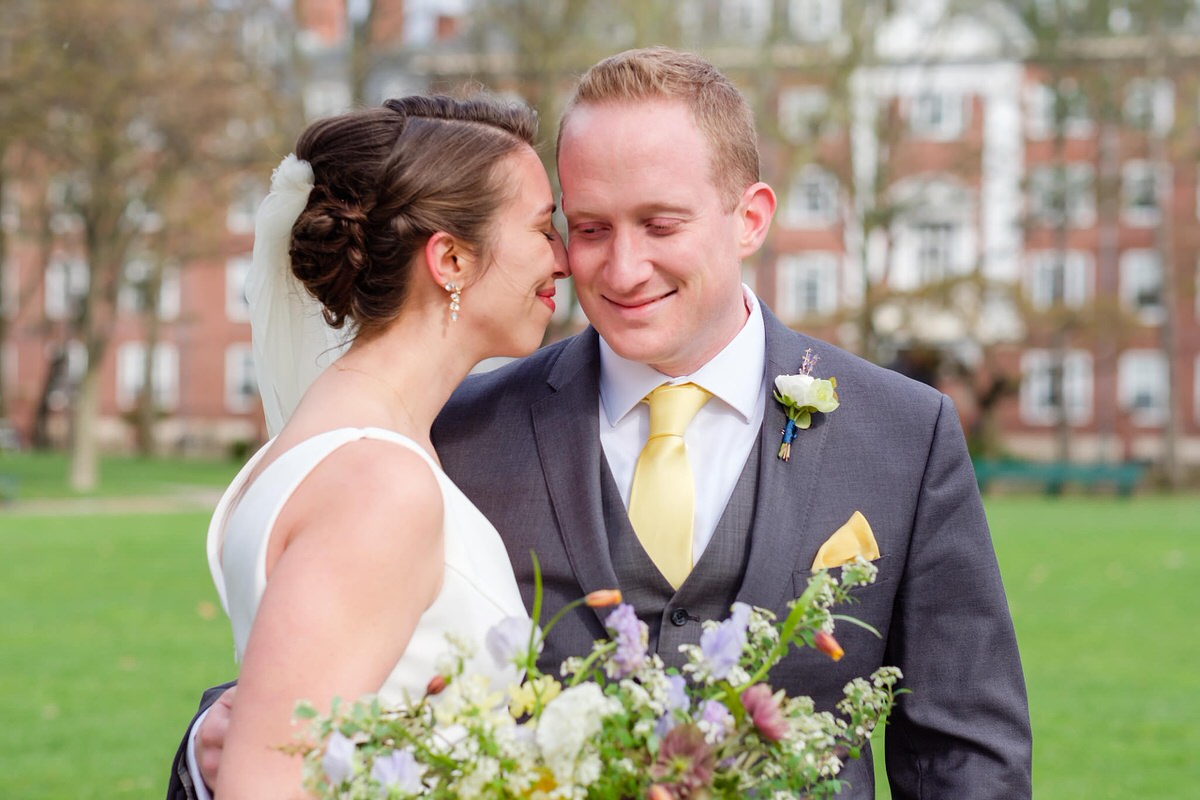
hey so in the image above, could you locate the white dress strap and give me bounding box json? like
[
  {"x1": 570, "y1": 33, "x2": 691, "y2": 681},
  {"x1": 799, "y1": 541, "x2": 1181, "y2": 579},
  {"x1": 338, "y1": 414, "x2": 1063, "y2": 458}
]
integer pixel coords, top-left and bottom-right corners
[{"x1": 206, "y1": 428, "x2": 439, "y2": 618}]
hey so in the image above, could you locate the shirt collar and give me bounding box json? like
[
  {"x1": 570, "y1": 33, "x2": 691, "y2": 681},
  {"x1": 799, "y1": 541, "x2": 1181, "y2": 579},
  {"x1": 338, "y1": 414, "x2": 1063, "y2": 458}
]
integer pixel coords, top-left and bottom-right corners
[{"x1": 599, "y1": 285, "x2": 766, "y2": 427}]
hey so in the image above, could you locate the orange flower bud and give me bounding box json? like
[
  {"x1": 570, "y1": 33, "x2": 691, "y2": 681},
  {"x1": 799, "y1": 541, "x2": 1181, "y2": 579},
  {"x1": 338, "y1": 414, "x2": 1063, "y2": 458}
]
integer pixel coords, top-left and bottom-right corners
[
  {"x1": 814, "y1": 631, "x2": 844, "y2": 661},
  {"x1": 425, "y1": 674, "x2": 448, "y2": 696},
  {"x1": 647, "y1": 784, "x2": 675, "y2": 800},
  {"x1": 585, "y1": 589, "x2": 623, "y2": 608}
]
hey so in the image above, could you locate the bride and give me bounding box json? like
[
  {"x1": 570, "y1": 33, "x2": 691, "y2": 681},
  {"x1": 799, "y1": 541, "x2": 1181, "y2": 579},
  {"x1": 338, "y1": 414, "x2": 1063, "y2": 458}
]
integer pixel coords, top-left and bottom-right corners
[{"x1": 208, "y1": 95, "x2": 567, "y2": 798}]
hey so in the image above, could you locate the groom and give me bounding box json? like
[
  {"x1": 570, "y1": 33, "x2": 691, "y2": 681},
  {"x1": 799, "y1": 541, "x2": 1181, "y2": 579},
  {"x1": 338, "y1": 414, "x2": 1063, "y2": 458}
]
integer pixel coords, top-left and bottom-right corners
[{"x1": 172, "y1": 47, "x2": 1031, "y2": 798}]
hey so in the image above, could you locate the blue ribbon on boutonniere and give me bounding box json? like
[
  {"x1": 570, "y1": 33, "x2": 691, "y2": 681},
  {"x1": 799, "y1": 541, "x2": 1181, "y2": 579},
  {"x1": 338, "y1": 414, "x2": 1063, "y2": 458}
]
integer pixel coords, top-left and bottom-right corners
[{"x1": 773, "y1": 348, "x2": 839, "y2": 462}]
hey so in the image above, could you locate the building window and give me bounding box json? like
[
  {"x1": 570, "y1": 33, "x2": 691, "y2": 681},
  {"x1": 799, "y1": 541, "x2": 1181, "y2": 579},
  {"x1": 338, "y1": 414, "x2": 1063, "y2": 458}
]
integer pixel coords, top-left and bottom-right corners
[
  {"x1": 1122, "y1": 160, "x2": 1168, "y2": 227},
  {"x1": 1118, "y1": 349, "x2": 1168, "y2": 426},
  {"x1": 776, "y1": 253, "x2": 837, "y2": 321},
  {"x1": 303, "y1": 80, "x2": 352, "y2": 121},
  {"x1": 913, "y1": 221, "x2": 960, "y2": 284},
  {"x1": 779, "y1": 86, "x2": 834, "y2": 142},
  {"x1": 1025, "y1": 80, "x2": 1093, "y2": 140},
  {"x1": 116, "y1": 342, "x2": 179, "y2": 411},
  {"x1": 225, "y1": 344, "x2": 259, "y2": 413},
  {"x1": 1027, "y1": 250, "x2": 1092, "y2": 310},
  {"x1": 118, "y1": 259, "x2": 180, "y2": 320},
  {"x1": 1124, "y1": 77, "x2": 1174, "y2": 134},
  {"x1": 719, "y1": 0, "x2": 770, "y2": 41},
  {"x1": 44, "y1": 256, "x2": 89, "y2": 320},
  {"x1": 785, "y1": 166, "x2": 839, "y2": 228},
  {"x1": 1028, "y1": 163, "x2": 1095, "y2": 228},
  {"x1": 226, "y1": 177, "x2": 264, "y2": 234},
  {"x1": 908, "y1": 90, "x2": 966, "y2": 140},
  {"x1": 1119, "y1": 249, "x2": 1165, "y2": 323},
  {"x1": 1020, "y1": 349, "x2": 1093, "y2": 426},
  {"x1": 788, "y1": 0, "x2": 840, "y2": 42},
  {"x1": 226, "y1": 255, "x2": 251, "y2": 322},
  {"x1": 45, "y1": 340, "x2": 87, "y2": 411}
]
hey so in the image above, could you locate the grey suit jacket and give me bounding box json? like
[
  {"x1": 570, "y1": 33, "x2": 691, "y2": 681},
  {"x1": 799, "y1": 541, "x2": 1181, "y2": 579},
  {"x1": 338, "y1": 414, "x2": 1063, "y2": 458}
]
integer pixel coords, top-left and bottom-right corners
[
  {"x1": 168, "y1": 302, "x2": 1031, "y2": 800},
  {"x1": 433, "y1": 302, "x2": 1032, "y2": 799}
]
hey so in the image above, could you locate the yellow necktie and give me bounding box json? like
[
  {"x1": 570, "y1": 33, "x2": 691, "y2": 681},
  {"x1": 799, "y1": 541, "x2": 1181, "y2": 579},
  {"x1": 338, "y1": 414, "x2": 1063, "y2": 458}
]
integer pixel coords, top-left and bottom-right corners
[{"x1": 628, "y1": 382, "x2": 712, "y2": 589}]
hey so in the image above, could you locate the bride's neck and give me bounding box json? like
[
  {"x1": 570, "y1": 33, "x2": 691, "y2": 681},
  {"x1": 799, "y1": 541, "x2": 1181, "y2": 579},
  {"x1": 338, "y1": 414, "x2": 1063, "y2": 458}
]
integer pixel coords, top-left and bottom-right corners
[{"x1": 337, "y1": 306, "x2": 480, "y2": 432}]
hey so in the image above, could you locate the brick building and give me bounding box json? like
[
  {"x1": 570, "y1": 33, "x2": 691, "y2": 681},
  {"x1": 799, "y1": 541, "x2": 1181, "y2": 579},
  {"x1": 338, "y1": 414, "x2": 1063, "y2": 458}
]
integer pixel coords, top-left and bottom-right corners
[{"x1": 3, "y1": 0, "x2": 1198, "y2": 474}]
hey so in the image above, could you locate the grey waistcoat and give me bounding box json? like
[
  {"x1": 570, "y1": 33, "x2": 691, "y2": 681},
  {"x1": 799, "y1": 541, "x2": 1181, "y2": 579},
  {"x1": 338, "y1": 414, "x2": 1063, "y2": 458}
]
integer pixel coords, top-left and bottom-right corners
[{"x1": 601, "y1": 437, "x2": 761, "y2": 669}]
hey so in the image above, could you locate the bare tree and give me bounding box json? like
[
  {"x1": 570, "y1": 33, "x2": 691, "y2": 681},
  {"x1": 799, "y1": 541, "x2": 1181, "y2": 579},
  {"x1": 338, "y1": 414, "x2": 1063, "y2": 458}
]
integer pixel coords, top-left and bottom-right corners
[{"x1": 17, "y1": 0, "x2": 284, "y2": 488}]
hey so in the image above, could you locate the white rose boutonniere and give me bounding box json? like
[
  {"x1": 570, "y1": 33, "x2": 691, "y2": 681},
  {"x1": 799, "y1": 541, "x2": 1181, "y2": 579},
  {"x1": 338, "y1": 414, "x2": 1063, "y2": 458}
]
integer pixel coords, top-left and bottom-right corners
[{"x1": 774, "y1": 348, "x2": 839, "y2": 461}]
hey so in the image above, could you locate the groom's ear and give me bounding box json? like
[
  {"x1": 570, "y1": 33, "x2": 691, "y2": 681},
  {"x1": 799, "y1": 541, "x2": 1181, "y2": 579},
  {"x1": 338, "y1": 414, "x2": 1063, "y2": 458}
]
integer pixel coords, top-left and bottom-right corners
[{"x1": 423, "y1": 231, "x2": 476, "y2": 289}]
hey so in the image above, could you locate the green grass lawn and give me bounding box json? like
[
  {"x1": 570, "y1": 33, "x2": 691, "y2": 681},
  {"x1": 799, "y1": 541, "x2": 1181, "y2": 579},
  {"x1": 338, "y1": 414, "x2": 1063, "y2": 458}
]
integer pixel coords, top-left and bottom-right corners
[
  {"x1": 1, "y1": 492, "x2": 1197, "y2": 798},
  {"x1": 0, "y1": 451, "x2": 243, "y2": 499},
  {"x1": 871, "y1": 493, "x2": 1200, "y2": 799}
]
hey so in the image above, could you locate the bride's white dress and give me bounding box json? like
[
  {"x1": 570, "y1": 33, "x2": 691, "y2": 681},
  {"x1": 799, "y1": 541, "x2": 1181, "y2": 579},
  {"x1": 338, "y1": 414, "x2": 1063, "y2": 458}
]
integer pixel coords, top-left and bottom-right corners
[{"x1": 206, "y1": 426, "x2": 529, "y2": 705}]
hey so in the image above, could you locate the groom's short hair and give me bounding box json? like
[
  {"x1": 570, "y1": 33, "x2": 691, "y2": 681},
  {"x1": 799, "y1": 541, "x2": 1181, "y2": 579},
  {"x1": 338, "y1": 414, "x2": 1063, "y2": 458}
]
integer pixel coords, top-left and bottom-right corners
[{"x1": 558, "y1": 46, "x2": 760, "y2": 211}]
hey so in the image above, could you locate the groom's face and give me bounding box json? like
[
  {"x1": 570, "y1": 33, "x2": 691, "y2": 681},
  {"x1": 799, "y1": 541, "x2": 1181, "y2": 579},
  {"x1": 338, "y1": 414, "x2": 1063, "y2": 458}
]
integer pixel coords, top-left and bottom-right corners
[{"x1": 558, "y1": 99, "x2": 753, "y2": 377}]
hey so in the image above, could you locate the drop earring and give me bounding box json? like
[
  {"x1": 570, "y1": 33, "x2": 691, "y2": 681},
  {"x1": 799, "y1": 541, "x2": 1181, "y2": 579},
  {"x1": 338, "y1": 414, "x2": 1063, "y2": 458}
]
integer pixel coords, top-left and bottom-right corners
[{"x1": 445, "y1": 282, "x2": 461, "y2": 322}]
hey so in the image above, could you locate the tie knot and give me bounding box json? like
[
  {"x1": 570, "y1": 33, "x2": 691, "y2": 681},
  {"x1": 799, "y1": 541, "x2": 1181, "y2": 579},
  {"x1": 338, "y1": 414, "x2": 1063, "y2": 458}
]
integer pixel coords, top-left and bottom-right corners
[{"x1": 644, "y1": 382, "x2": 712, "y2": 438}]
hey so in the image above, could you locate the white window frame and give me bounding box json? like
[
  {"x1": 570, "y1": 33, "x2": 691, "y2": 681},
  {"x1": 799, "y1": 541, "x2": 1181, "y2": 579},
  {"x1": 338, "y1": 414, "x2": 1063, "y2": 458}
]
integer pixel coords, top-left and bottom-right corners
[
  {"x1": 1028, "y1": 163, "x2": 1096, "y2": 229},
  {"x1": 785, "y1": 166, "x2": 839, "y2": 228},
  {"x1": 226, "y1": 177, "x2": 264, "y2": 234},
  {"x1": 1019, "y1": 349, "x2": 1094, "y2": 426},
  {"x1": 44, "y1": 255, "x2": 89, "y2": 320},
  {"x1": 720, "y1": 0, "x2": 771, "y2": 42},
  {"x1": 1026, "y1": 250, "x2": 1092, "y2": 310},
  {"x1": 775, "y1": 253, "x2": 838, "y2": 321},
  {"x1": 779, "y1": 86, "x2": 833, "y2": 142},
  {"x1": 226, "y1": 254, "x2": 252, "y2": 322},
  {"x1": 118, "y1": 259, "x2": 181, "y2": 320},
  {"x1": 1124, "y1": 77, "x2": 1174, "y2": 134},
  {"x1": 788, "y1": 0, "x2": 841, "y2": 42},
  {"x1": 1118, "y1": 349, "x2": 1168, "y2": 426},
  {"x1": 1025, "y1": 81, "x2": 1094, "y2": 140},
  {"x1": 225, "y1": 343, "x2": 259, "y2": 413},
  {"x1": 913, "y1": 220, "x2": 961, "y2": 284},
  {"x1": 116, "y1": 342, "x2": 180, "y2": 411},
  {"x1": 1119, "y1": 249, "x2": 1165, "y2": 324},
  {"x1": 1121, "y1": 160, "x2": 1168, "y2": 227},
  {"x1": 908, "y1": 89, "x2": 966, "y2": 140}
]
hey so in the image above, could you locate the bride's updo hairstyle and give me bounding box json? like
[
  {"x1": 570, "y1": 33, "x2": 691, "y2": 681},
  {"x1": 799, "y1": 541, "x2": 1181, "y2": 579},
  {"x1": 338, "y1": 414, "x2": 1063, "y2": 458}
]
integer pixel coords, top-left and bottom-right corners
[{"x1": 288, "y1": 95, "x2": 538, "y2": 335}]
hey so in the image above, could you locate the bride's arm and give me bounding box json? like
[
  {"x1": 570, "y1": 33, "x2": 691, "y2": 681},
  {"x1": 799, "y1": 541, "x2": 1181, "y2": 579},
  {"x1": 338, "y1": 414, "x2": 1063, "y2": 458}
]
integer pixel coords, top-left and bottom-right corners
[{"x1": 214, "y1": 440, "x2": 444, "y2": 800}]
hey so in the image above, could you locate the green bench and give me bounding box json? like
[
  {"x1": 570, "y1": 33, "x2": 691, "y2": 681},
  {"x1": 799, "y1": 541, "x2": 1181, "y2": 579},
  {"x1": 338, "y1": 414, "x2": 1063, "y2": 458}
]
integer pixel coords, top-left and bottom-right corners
[{"x1": 973, "y1": 459, "x2": 1147, "y2": 497}]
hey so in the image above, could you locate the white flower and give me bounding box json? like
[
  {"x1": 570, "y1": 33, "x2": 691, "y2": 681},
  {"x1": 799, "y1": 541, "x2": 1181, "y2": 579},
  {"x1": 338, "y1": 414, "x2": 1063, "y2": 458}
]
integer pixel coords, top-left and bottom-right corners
[
  {"x1": 536, "y1": 683, "x2": 620, "y2": 787},
  {"x1": 774, "y1": 373, "x2": 839, "y2": 414}
]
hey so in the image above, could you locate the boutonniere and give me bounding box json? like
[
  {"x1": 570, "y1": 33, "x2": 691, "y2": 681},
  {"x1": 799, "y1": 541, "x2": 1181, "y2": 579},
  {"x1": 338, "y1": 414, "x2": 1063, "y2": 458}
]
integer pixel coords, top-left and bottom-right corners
[{"x1": 774, "y1": 348, "x2": 839, "y2": 461}]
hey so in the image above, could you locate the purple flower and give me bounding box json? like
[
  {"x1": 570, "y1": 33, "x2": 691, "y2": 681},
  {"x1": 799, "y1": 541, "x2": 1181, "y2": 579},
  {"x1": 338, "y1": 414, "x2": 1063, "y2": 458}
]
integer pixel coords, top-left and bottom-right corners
[
  {"x1": 740, "y1": 683, "x2": 788, "y2": 742},
  {"x1": 699, "y1": 699, "x2": 734, "y2": 743},
  {"x1": 370, "y1": 748, "x2": 421, "y2": 793},
  {"x1": 485, "y1": 616, "x2": 539, "y2": 669},
  {"x1": 655, "y1": 674, "x2": 691, "y2": 737},
  {"x1": 605, "y1": 603, "x2": 649, "y2": 678},
  {"x1": 322, "y1": 730, "x2": 355, "y2": 785},
  {"x1": 698, "y1": 602, "x2": 751, "y2": 680}
]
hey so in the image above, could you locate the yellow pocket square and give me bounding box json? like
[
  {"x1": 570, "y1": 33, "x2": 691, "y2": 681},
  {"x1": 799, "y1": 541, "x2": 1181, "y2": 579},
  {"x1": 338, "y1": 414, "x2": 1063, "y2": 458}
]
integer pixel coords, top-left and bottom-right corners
[{"x1": 812, "y1": 511, "x2": 880, "y2": 569}]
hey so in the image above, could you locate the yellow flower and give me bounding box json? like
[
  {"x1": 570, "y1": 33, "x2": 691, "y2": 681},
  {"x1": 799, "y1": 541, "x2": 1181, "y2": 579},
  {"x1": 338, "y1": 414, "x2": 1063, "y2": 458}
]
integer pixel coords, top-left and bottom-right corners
[{"x1": 508, "y1": 674, "x2": 562, "y2": 718}]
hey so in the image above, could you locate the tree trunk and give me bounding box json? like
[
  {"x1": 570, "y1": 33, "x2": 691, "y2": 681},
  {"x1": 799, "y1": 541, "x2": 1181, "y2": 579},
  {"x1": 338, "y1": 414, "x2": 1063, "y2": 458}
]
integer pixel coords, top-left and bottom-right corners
[{"x1": 68, "y1": 361, "x2": 99, "y2": 491}]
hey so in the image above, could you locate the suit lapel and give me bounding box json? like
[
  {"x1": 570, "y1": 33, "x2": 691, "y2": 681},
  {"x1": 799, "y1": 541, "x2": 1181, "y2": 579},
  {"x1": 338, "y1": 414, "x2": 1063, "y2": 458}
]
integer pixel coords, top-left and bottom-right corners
[
  {"x1": 530, "y1": 329, "x2": 622, "y2": 622},
  {"x1": 737, "y1": 305, "x2": 832, "y2": 611}
]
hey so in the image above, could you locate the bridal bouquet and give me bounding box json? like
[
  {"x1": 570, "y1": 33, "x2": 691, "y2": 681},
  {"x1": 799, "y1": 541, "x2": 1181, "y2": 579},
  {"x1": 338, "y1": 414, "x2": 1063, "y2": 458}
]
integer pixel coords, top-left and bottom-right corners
[{"x1": 291, "y1": 557, "x2": 902, "y2": 799}]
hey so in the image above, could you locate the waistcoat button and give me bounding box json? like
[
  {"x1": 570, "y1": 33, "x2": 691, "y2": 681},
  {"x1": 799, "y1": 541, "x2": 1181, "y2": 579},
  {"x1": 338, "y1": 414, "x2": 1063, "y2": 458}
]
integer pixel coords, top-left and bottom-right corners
[{"x1": 670, "y1": 608, "x2": 689, "y2": 627}]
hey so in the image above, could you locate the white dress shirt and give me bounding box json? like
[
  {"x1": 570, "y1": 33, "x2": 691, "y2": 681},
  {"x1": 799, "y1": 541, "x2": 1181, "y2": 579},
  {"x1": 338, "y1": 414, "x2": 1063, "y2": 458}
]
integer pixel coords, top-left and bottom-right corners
[{"x1": 599, "y1": 286, "x2": 766, "y2": 563}]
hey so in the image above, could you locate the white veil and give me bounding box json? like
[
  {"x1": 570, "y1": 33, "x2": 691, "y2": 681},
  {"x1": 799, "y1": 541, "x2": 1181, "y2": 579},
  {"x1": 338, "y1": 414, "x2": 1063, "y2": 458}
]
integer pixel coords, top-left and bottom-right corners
[{"x1": 246, "y1": 154, "x2": 352, "y2": 437}]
